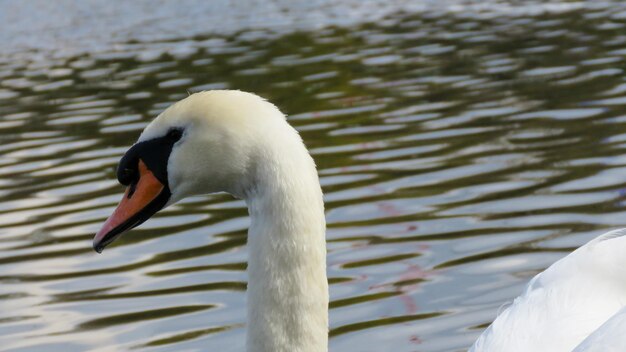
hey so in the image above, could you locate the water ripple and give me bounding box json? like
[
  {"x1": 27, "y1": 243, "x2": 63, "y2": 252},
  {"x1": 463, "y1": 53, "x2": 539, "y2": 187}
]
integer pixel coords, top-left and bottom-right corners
[{"x1": 2, "y1": 2, "x2": 626, "y2": 352}]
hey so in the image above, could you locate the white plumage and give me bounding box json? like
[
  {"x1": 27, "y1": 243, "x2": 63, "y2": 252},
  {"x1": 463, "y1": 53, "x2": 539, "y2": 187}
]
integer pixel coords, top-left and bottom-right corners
[
  {"x1": 471, "y1": 228, "x2": 626, "y2": 352},
  {"x1": 572, "y1": 306, "x2": 626, "y2": 352}
]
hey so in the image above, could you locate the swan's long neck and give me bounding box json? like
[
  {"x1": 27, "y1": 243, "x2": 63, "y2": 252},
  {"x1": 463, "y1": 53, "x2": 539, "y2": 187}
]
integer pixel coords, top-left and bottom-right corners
[{"x1": 244, "y1": 128, "x2": 328, "y2": 352}]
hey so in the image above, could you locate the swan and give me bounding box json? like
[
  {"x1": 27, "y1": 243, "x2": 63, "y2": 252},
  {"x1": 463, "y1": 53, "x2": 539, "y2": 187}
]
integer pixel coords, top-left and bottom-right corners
[
  {"x1": 470, "y1": 228, "x2": 626, "y2": 352},
  {"x1": 92, "y1": 89, "x2": 626, "y2": 352},
  {"x1": 93, "y1": 90, "x2": 328, "y2": 352}
]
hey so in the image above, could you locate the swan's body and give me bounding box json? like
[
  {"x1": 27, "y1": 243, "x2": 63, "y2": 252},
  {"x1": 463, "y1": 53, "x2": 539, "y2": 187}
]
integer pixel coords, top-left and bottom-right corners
[
  {"x1": 471, "y1": 229, "x2": 626, "y2": 352},
  {"x1": 572, "y1": 306, "x2": 626, "y2": 352},
  {"x1": 94, "y1": 90, "x2": 328, "y2": 352}
]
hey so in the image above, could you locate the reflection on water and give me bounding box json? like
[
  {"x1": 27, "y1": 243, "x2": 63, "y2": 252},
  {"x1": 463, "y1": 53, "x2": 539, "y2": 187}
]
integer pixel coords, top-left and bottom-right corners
[{"x1": 2, "y1": 2, "x2": 626, "y2": 351}]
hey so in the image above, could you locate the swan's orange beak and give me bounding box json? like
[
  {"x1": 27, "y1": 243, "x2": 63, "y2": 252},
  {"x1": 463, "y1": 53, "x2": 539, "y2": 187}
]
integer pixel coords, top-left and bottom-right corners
[{"x1": 93, "y1": 160, "x2": 168, "y2": 253}]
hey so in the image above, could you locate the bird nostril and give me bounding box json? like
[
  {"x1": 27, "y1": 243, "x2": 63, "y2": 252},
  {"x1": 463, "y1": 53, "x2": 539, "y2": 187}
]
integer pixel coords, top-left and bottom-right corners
[{"x1": 127, "y1": 181, "x2": 138, "y2": 199}]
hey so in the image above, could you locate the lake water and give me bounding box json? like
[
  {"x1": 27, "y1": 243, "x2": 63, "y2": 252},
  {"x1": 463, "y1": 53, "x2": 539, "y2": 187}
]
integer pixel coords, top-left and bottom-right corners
[{"x1": 2, "y1": 1, "x2": 626, "y2": 351}]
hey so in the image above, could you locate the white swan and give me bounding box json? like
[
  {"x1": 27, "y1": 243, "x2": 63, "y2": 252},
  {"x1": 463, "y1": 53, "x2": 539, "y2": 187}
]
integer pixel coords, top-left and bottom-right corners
[
  {"x1": 92, "y1": 89, "x2": 625, "y2": 352},
  {"x1": 93, "y1": 90, "x2": 328, "y2": 352},
  {"x1": 470, "y1": 228, "x2": 626, "y2": 352}
]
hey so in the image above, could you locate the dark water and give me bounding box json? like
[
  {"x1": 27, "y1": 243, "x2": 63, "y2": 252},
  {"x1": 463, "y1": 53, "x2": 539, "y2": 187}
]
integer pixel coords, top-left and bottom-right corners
[{"x1": 2, "y1": 1, "x2": 626, "y2": 351}]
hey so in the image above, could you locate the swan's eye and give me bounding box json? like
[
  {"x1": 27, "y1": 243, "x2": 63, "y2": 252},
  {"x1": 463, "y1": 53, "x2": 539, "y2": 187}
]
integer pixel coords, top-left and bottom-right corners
[{"x1": 166, "y1": 128, "x2": 183, "y2": 141}]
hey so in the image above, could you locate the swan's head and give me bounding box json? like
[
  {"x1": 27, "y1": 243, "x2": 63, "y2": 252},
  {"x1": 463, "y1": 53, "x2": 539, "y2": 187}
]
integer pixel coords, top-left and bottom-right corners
[{"x1": 93, "y1": 90, "x2": 287, "y2": 253}]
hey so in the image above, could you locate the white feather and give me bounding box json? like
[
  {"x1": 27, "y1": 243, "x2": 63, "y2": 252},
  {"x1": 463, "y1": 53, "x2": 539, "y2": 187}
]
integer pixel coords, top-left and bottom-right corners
[
  {"x1": 471, "y1": 228, "x2": 626, "y2": 352},
  {"x1": 572, "y1": 306, "x2": 626, "y2": 352}
]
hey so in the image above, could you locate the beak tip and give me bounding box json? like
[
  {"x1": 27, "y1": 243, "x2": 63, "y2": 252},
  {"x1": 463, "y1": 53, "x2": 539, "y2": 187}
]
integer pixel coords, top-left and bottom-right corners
[{"x1": 93, "y1": 240, "x2": 104, "y2": 254}]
